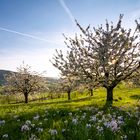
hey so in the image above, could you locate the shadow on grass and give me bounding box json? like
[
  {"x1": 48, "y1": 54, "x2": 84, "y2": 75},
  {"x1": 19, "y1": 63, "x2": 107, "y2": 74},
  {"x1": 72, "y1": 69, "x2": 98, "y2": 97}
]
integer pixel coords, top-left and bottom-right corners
[
  {"x1": 130, "y1": 94, "x2": 140, "y2": 100},
  {"x1": 7, "y1": 96, "x2": 94, "y2": 105},
  {"x1": 0, "y1": 96, "x2": 95, "y2": 108}
]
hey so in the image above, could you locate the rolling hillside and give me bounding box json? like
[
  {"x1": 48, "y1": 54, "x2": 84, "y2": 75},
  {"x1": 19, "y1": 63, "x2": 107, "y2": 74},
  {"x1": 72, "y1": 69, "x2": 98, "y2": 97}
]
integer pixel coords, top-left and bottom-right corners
[
  {"x1": 0, "y1": 70, "x2": 58, "y2": 85},
  {"x1": 0, "y1": 70, "x2": 13, "y2": 85}
]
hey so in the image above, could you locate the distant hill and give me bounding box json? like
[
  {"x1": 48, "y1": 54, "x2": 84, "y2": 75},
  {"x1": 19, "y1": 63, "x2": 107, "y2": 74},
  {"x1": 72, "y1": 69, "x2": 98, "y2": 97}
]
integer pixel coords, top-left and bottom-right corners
[
  {"x1": 0, "y1": 70, "x2": 58, "y2": 86},
  {"x1": 0, "y1": 70, "x2": 14, "y2": 85}
]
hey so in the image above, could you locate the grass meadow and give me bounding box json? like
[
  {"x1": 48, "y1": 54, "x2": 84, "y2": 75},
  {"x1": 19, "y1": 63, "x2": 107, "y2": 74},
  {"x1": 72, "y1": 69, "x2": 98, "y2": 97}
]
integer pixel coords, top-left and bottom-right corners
[{"x1": 0, "y1": 85, "x2": 140, "y2": 140}]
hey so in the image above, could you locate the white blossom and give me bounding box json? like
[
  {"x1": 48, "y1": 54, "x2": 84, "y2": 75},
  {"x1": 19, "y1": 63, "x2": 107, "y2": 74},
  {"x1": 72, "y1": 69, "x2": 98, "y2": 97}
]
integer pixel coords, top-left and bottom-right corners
[
  {"x1": 31, "y1": 124, "x2": 35, "y2": 128},
  {"x1": 49, "y1": 129, "x2": 58, "y2": 135},
  {"x1": 86, "y1": 123, "x2": 91, "y2": 128},
  {"x1": 2, "y1": 134, "x2": 8, "y2": 138},
  {"x1": 72, "y1": 118, "x2": 78, "y2": 125},
  {"x1": 44, "y1": 118, "x2": 48, "y2": 121},
  {"x1": 90, "y1": 116, "x2": 97, "y2": 122},
  {"x1": 29, "y1": 134, "x2": 37, "y2": 140},
  {"x1": 26, "y1": 120, "x2": 31, "y2": 125},
  {"x1": 64, "y1": 120, "x2": 68, "y2": 124},
  {"x1": 37, "y1": 127, "x2": 43, "y2": 132},
  {"x1": 33, "y1": 114, "x2": 40, "y2": 121},
  {"x1": 21, "y1": 124, "x2": 30, "y2": 132},
  {"x1": 137, "y1": 120, "x2": 140, "y2": 125},
  {"x1": 69, "y1": 112, "x2": 72, "y2": 116},
  {"x1": 0, "y1": 120, "x2": 5, "y2": 125},
  {"x1": 62, "y1": 129, "x2": 66, "y2": 132},
  {"x1": 110, "y1": 120, "x2": 119, "y2": 132},
  {"x1": 96, "y1": 126, "x2": 103, "y2": 132}
]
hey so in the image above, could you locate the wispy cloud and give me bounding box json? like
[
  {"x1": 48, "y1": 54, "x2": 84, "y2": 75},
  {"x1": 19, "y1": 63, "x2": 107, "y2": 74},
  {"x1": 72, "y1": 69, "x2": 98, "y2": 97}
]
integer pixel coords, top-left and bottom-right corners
[
  {"x1": 58, "y1": 0, "x2": 75, "y2": 25},
  {"x1": 0, "y1": 26, "x2": 62, "y2": 45}
]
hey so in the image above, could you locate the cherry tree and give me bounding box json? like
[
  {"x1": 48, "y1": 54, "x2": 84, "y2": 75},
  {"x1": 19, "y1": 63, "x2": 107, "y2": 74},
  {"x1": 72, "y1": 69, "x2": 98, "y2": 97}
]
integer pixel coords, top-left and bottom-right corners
[
  {"x1": 52, "y1": 15, "x2": 140, "y2": 103},
  {"x1": 5, "y1": 63, "x2": 46, "y2": 103}
]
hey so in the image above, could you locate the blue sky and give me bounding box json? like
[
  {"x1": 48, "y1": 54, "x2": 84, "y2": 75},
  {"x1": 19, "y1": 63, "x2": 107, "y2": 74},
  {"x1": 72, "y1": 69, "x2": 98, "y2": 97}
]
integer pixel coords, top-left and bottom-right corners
[{"x1": 0, "y1": 0, "x2": 140, "y2": 77}]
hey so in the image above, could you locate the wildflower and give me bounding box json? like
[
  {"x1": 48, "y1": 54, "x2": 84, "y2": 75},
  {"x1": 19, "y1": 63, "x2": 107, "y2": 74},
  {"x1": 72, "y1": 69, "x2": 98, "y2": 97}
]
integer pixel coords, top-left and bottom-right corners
[
  {"x1": 81, "y1": 115, "x2": 86, "y2": 119},
  {"x1": 31, "y1": 124, "x2": 35, "y2": 128},
  {"x1": 98, "y1": 119, "x2": 102, "y2": 123},
  {"x1": 21, "y1": 124, "x2": 30, "y2": 132},
  {"x1": 103, "y1": 121, "x2": 110, "y2": 128},
  {"x1": 72, "y1": 118, "x2": 78, "y2": 125},
  {"x1": 98, "y1": 111, "x2": 103, "y2": 116},
  {"x1": 110, "y1": 120, "x2": 118, "y2": 132},
  {"x1": 97, "y1": 126, "x2": 103, "y2": 132},
  {"x1": 64, "y1": 120, "x2": 68, "y2": 124},
  {"x1": 39, "y1": 122, "x2": 42, "y2": 125},
  {"x1": 26, "y1": 120, "x2": 31, "y2": 125},
  {"x1": 107, "y1": 114, "x2": 112, "y2": 119},
  {"x1": 45, "y1": 110, "x2": 48, "y2": 114},
  {"x1": 135, "y1": 107, "x2": 139, "y2": 110},
  {"x1": 135, "y1": 111, "x2": 140, "y2": 118},
  {"x1": 76, "y1": 108, "x2": 79, "y2": 111},
  {"x1": 137, "y1": 120, "x2": 140, "y2": 125},
  {"x1": 13, "y1": 115, "x2": 19, "y2": 119},
  {"x1": 49, "y1": 129, "x2": 58, "y2": 135},
  {"x1": 118, "y1": 116, "x2": 123, "y2": 121},
  {"x1": 83, "y1": 112, "x2": 86, "y2": 116},
  {"x1": 86, "y1": 123, "x2": 91, "y2": 128},
  {"x1": 37, "y1": 127, "x2": 43, "y2": 132},
  {"x1": 90, "y1": 116, "x2": 97, "y2": 122},
  {"x1": 127, "y1": 112, "x2": 132, "y2": 117},
  {"x1": 44, "y1": 118, "x2": 48, "y2": 121},
  {"x1": 69, "y1": 112, "x2": 72, "y2": 116},
  {"x1": 33, "y1": 114, "x2": 40, "y2": 121},
  {"x1": 62, "y1": 129, "x2": 66, "y2": 132},
  {"x1": 2, "y1": 134, "x2": 8, "y2": 138},
  {"x1": 124, "y1": 135, "x2": 127, "y2": 140},
  {"x1": 29, "y1": 134, "x2": 37, "y2": 140},
  {"x1": 121, "y1": 135, "x2": 127, "y2": 140},
  {"x1": 0, "y1": 120, "x2": 5, "y2": 125}
]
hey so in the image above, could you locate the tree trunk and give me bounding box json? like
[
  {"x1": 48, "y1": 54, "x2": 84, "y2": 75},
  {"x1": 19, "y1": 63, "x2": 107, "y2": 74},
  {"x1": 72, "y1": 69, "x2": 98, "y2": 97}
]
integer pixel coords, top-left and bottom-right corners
[
  {"x1": 68, "y1": 91, "x2": 71, "y2": 100},
  {"x1": 106, "y1": 87, "x2": 113, "y2": 102},
  {"x1": 24, "y1": 92, "x2": 28, "y2": 103},
  {"x1": 89, "y1": 89, "x2": 93, "y2": 96}
]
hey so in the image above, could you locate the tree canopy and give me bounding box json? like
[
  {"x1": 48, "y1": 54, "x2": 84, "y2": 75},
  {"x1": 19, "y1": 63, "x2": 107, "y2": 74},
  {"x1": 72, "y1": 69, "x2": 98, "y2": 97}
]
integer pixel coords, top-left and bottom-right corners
[
  {"x1": 52, "y1": 14, "x2": 140, "y2": 103},
  {"x1": 5, "y1": 63, "x2": 46, "y2": 103}
]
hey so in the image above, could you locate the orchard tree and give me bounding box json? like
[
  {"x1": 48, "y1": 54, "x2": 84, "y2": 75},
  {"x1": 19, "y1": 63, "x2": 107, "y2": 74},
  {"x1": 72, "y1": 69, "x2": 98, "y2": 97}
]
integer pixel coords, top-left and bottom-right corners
[
  {"x1": 84, "y1": 78, "x2": 99, "y2": 96},
  {"x1": 77, "y1": 77, "x2": 99, "y2": 96},
  {"x1": 58, "y1": 76, "x2": 79, "y2": 100},
  {"x1": 52, "y1": 14, "x2": 140, "y2": 103},
  {"x1": 5, "y1": 63, "x2": 46, "y2": 103},
  {"x1": 47, "y1": 81, "x2": 62, "y2": 99}
]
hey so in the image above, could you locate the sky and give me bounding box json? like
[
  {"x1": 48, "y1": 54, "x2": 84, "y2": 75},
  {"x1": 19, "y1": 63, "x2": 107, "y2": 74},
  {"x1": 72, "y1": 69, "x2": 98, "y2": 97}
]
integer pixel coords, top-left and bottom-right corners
[{"x1": 0, "y1": 0, "x2": 140, "y2": 78}]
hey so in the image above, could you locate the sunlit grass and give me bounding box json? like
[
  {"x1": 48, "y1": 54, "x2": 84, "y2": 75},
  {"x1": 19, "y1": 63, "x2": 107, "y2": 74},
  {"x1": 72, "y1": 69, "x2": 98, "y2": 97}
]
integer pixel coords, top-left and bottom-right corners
[{"x1": 0, "y1": 86, "x2": 140, "y2": 139}]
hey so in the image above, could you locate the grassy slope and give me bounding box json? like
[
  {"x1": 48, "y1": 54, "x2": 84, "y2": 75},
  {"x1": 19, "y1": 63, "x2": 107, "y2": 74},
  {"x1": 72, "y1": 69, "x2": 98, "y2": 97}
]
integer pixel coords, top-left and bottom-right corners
[
  {"x1": 0, "y1": 87, "x2": 140, "y2": 140},
  {"x1": 0, "y1": 87, "x2": 140, "y2": 118}
]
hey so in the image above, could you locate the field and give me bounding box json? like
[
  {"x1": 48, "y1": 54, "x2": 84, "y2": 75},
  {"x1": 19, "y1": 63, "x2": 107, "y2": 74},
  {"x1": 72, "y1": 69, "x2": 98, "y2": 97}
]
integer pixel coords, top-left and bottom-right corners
[{"x1": 0, "y1": 86, "x2": 140, "y2": 140}]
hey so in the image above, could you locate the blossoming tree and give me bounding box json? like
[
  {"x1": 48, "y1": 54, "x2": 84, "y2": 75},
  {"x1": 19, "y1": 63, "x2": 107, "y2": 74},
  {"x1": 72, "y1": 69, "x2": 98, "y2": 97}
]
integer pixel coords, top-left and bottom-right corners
[
  {"x1": 5, "y1": 63, "x2": 46, "y2": 103},
  {"x1": 52, "y1": 15, "x2": 140, "y2": 103},
  {"x1": 58, "y1": 75, "x2": 80, "y2": 100}
]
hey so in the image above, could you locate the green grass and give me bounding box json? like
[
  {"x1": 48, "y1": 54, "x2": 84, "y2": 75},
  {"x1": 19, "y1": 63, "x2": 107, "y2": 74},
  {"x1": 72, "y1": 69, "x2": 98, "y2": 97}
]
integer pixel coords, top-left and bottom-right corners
[{"x1": 0, "y1": 86, "x2": 140, "y2": 140}]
